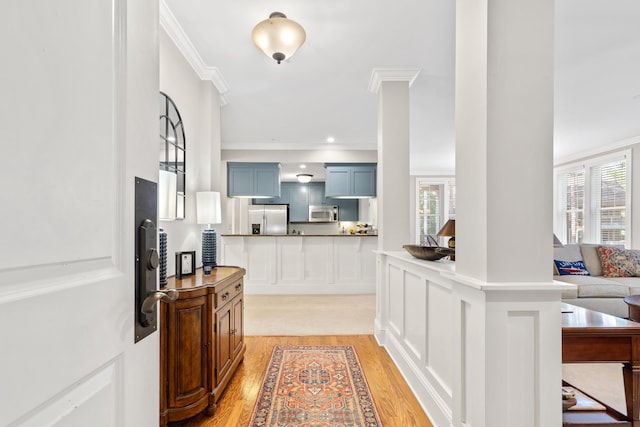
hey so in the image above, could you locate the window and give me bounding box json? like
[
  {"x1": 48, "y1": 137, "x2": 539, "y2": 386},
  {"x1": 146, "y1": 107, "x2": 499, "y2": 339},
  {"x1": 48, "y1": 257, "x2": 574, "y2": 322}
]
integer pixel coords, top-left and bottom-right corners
[
  {"x1": 416, "y1": 179, "x2": 455, "y2": 245},
  {"x1": 555, "y1": 151, "x2": 631, "y2": 247}
]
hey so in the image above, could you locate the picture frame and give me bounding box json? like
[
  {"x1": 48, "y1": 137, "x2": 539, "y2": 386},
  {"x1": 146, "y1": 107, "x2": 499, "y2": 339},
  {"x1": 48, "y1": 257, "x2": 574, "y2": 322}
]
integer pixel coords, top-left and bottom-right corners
[{"x1": 175, "y1": 251, "x2": 196, "y2": 279}]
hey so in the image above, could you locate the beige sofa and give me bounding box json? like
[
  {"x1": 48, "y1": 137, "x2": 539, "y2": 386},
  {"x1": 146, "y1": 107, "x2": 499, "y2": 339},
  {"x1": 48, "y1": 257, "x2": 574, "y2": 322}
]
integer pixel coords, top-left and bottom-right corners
[{"x1": 554, "y1": 243, "x2": 640, "y2": 318}]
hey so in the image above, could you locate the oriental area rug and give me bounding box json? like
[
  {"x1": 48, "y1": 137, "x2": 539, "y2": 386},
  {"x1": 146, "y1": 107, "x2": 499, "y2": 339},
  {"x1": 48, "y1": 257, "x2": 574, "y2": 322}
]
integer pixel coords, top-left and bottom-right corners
[{"x1": 249, "y1": 345, "x2": 383, "y2": 427}]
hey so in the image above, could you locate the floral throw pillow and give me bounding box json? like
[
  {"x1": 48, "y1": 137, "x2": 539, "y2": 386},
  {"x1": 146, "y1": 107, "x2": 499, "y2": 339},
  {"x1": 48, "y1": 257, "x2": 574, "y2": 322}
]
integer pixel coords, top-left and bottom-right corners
[{"x1": 597, "y1": 246, "x2": 640, "y2": 277}]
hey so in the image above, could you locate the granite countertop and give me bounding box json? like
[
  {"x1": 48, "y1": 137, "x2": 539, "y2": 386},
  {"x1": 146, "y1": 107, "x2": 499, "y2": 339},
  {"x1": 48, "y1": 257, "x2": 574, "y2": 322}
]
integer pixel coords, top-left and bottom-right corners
[{"x1": 221, "y1": 233, "x2": 378, "y2": 237}]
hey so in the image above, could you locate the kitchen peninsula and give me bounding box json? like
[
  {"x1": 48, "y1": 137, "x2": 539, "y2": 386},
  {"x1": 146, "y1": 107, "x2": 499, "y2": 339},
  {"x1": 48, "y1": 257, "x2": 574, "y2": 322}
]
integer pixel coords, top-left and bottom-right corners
[{"x1": 220, "y1": 233, "x2": 377, "y2": 294}]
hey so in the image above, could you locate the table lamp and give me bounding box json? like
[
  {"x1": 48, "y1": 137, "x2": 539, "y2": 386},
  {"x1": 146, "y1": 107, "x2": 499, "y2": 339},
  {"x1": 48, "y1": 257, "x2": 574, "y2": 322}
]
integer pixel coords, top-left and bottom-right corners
[
  {"x1": 437, "y1": 219, "x2": 456, "y2": 249},
  {"x1": 196, "y1": 191, "x2": 222, "y2": 274}
]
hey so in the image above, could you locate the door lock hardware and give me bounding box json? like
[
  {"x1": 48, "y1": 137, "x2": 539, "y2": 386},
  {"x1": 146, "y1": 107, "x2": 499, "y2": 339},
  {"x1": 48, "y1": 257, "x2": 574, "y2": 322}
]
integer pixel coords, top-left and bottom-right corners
[{"x1": 141, "y1": 289, "x2": 178, "y2": 317}]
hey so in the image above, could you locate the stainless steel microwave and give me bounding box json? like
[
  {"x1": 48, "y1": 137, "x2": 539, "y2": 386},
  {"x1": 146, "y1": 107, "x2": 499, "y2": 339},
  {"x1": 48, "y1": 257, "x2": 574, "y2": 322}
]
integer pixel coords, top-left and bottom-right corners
[{"x1": 309, "y1": 205, "x2": 338, "y2": 222}]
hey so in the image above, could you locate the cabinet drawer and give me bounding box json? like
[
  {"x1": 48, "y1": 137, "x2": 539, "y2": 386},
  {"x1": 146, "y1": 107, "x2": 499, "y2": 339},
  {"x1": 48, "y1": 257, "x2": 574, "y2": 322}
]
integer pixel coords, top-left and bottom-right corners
[{"x1": 214, "y1": 279, "x2": 243, "y2": 308}]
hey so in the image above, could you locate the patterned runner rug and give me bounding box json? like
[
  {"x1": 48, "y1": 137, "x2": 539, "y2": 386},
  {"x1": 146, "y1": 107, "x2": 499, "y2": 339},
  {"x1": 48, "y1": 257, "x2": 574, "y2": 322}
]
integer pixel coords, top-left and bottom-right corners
[{"x1": 250, "y1": 345, "x2": 383, "y2": 426}]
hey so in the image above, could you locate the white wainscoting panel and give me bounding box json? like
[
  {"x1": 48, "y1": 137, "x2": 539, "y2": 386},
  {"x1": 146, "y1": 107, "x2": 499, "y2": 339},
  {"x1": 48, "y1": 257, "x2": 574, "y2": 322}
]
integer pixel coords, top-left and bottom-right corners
[
  {"x1": 377, "y1": 251, "x2": 569, "y2": 427},
  {"x1": 387, "y1": 264, "x2": 405, "y2": 337},
  {"x1": 506, "y1": 311, "x2": 538, "y2": 427},
  {"x1": 303, "y1": 237, "x2": 330, "y2": 283},
  {"x1": 246, "y1": 238, "x2": 275, "y2": 284},
  {"x1": 404, "y1": 270, "x2": 426, "y2": 360},
  {"x1": 335, "y1": 238, "x2": 359, "y2": 281},
  {"x1": 278, "y1": 237, "x2": 304, "y2": 282},
  {"x1": 220, "y1": 236, "x2": 377, "y2": 294},
  {"x1": 427, "y1": 282, "x2": 453, "y2": 392}
]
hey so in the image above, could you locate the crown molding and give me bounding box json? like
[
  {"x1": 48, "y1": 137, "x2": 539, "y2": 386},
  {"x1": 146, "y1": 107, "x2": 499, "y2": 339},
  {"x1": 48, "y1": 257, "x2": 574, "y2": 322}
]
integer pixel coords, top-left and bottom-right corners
[
  {"x1": 220, "y1": 142, "x2": 378, "y2": 151},
  {"x1": 411, "y1": 170, "x2": 456, "y2": 177},
  {"x1": 368, "y1": 68, "x2": 421, "y2": 94},
  {"x1": 160, "y1": 0, "x2": 229, "y2": 106},
  {"x1": 554, "y1": 134, "x2": 640, "y2": 166}
]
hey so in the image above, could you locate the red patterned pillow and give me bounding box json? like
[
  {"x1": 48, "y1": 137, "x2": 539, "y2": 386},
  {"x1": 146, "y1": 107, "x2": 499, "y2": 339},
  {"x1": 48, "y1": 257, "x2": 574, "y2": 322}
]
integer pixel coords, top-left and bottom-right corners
[{"x1": 597, "y1": 246, "x2": 640, "y2": 277}]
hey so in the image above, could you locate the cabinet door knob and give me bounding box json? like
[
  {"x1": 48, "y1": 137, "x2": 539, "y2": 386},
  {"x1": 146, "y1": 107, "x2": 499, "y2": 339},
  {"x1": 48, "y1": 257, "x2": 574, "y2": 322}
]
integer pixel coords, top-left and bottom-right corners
[
  {"x1": 221, "y1": 292, "x2": 230, "y2": 301},
  {"x1": 235, "y1": 284, "x2": 242, "y2": 291}
]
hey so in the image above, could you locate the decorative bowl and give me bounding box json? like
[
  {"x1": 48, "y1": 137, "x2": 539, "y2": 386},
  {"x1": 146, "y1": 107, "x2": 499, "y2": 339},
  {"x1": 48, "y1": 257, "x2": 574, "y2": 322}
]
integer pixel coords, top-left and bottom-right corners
[{"x1": 403, "y1": 244, "x2": 452, "y2": 261}]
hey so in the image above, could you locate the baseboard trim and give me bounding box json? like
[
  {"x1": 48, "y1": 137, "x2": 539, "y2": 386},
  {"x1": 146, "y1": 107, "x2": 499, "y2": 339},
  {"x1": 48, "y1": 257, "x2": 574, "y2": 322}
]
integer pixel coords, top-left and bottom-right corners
[
  {"x1": 244, "y1": 282, "x2": 375, "y2": 295},
  {"x1": 381, "y1": 333, "x2": 453, "y2": 427}
]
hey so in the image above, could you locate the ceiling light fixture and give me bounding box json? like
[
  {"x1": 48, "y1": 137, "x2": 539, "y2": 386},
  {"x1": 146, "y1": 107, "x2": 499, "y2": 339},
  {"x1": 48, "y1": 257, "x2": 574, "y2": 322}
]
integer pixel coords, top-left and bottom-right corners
[
  {"x1": 252, "y1": 12, "x2": 306, "y2": 64},
  {"x1": 296, "y1": 174, "x2": 313, "y2": 183},
  {"x1": 327, "y1": 136, "x2": 335, "y2": 143}
]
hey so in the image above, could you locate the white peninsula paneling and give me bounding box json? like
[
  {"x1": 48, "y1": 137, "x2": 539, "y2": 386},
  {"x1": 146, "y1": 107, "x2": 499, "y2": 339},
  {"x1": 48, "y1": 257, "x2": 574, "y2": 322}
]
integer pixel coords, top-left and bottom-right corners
[{"x1": 221, "y1": 235, "x2": 377, "y2": 294}]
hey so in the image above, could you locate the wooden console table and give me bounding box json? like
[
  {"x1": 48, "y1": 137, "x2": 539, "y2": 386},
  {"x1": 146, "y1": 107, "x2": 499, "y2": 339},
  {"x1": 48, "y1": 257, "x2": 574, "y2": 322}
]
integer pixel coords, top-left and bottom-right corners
[
  {"x1": 562, "y1": 303, "x2": 640, "y2": 427},
  {"x1": 159, "y1": 266, "x2": 246, "y2": 426}
]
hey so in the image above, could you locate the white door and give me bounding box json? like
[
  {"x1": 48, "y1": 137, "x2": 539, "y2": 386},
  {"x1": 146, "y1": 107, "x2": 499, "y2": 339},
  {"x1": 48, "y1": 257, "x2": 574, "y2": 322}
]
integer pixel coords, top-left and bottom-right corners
[{"x1": 0, "y1": 1, "x2": 159, "y2": 426}]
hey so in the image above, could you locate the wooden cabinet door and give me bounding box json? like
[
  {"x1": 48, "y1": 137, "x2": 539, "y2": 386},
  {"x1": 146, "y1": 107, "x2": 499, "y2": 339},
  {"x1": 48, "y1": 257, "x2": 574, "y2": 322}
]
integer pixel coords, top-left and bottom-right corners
[
  {"x1": 167, "y1": 296, "x2": 208, "y2": 408},
  {"x1": 215, "y1": 302, "x2": 234, "y2": 385},
  {"x1": 232, "y1": 296, "x2": 244, "y2": 359}
]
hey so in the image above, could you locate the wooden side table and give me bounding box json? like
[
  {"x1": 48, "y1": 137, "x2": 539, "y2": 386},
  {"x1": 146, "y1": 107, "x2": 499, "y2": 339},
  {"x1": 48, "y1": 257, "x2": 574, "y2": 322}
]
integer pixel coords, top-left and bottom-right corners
[
  {"x1": 562, "y1": 303, "x2": 640, "y2": 426},
  {"x1": 624, "y1": 295, "x2": 640, "y2": 322}
]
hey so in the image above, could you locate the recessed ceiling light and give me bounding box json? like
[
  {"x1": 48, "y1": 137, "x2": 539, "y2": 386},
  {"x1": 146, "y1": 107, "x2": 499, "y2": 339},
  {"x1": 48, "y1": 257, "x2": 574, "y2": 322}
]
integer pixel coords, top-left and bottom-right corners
[
  {"x1": 300, "y1": 164, "x2": 307, "y2": 169},
  {"x1": 326, "y1": 136, "x2": 335, "y2": 143}
]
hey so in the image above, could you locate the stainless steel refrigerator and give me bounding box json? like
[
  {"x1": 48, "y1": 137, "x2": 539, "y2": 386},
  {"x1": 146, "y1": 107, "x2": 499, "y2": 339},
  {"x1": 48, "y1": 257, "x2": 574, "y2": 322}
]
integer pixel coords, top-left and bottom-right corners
[{"x1": 248, "y1": 204, "x2": 288, "y2": 235}]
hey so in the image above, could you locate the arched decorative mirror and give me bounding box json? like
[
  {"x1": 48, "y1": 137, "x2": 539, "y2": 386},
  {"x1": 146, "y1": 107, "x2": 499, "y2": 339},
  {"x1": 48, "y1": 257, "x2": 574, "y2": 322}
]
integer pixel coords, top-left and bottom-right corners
[{"x1": 159, "y1": 91, "x2": 186, "y2": 219}]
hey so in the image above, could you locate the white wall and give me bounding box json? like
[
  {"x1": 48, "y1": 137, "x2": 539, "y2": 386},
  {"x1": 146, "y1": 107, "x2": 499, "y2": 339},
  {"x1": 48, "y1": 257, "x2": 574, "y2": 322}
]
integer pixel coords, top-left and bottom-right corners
[
  {"x1": 221, "y1": 149, "x2": 377, "y2": 164},
  {"x1": 159, "y1": 28, "x2": 222, "y2": 276}
]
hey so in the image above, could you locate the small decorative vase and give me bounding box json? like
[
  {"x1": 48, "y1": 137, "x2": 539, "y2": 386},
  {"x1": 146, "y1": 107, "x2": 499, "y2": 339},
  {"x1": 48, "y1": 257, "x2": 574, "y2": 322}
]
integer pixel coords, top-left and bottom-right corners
[
  {"x1": 202, "y1": 228, "x2": 217, "y2": 271},
  {"x1": 159, "y1": 228, "x2": 168, "y2": 286}
]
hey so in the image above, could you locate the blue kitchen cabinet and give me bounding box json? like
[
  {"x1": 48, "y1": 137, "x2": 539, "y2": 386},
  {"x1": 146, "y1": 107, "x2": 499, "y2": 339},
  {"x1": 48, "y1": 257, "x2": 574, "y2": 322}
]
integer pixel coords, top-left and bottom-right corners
[
  {"x1": 324, "y1": 166, "x2": 350, "y2": 197},
  {"x1": 326, "y1": 197, "x2": 358, "y2": 221},
  {"x1": 324, "y1": 163, "x2": 376, "y2": 198},
  {"x1": 308, "y1": 182, "x2": 325, "y2": 206},
  {"x1": 228, "y1": 162, "x2": 280, "y2": 198},
  {"x1": 287, "y1": 182, "x2": 309, "y2": 222},
  {"x1": 253, "y1": 183, "x2": 290, "y2": 205},
  {"x1": 338, "y1": 199, "x2": 358, "y2": 221}
]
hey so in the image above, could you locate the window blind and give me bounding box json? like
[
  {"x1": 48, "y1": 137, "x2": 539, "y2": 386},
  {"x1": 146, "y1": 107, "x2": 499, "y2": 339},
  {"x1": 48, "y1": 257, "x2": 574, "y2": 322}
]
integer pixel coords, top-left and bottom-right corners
[
  {"x1": 564, "y1": 169, "x2": 585, "y2": 244},
  {"x1": 591, "y1": 159, "x2": 627, "y2": 245},
  {"x1": 418, "y1": 184, "x2": 442, "y2": 244}
]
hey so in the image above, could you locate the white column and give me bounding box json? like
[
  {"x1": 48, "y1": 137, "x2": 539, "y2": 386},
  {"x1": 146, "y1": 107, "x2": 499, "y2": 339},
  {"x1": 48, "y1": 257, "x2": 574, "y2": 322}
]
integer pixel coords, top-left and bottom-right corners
[
  {"x1": 369, "y1": 69, "x2": 420, "y2": 252},
  {"x1": 369, "y1": 70, "x2": 419, "y2": 342},
  {"x1": 456, "y1": 0, "x2": 554, "y2": 282},
  {"x1": 454, "y1": 0, "x2": 558, "y2": 426}
]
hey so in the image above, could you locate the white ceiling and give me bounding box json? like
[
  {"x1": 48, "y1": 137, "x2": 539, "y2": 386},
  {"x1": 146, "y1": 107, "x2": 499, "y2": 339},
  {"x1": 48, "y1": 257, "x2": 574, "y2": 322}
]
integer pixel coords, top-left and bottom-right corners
[{"x1": 163, "y1": 0, "x2": 640, "y2": 173}]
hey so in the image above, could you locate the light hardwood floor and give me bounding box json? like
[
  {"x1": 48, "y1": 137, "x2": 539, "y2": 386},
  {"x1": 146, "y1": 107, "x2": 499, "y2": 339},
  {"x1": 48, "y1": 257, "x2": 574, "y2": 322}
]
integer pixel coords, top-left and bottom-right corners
[{"x1": 171, "y1": 335, "x2": 432, "y2": 427}]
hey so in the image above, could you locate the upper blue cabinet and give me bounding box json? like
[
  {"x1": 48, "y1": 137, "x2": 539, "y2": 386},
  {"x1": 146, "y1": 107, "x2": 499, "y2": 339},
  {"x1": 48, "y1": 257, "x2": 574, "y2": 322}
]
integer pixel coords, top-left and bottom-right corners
[
  {"x1": 227, "y1": 162, "x2": 280, "y2": 198},
  {"x1": 324, "y1": 163, "x2": 377, "y2": 198}
]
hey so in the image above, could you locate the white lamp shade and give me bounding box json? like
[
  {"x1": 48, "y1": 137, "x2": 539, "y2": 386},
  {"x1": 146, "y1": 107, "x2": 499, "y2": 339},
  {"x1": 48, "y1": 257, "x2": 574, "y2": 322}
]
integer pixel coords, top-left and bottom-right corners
[
  {"x1": 196, "y1": 192, "x2": 222, "y2": 225},
  {"x1": 159, "y1": 170, "x2": 177, "y2": 221},
  {"x1": 252, "y1": 13, "x2": 306, "y2": 63}
]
